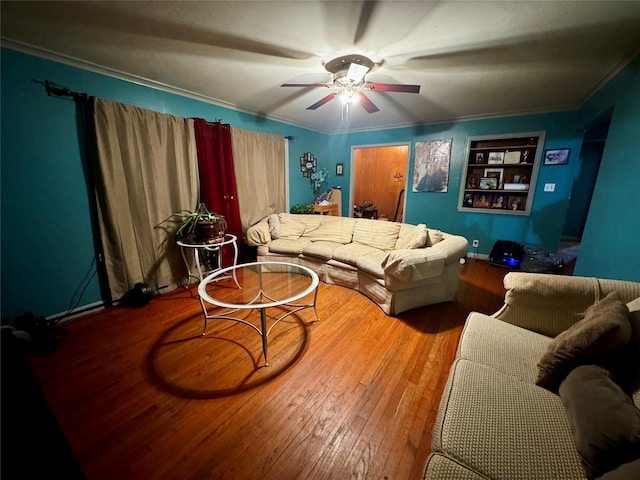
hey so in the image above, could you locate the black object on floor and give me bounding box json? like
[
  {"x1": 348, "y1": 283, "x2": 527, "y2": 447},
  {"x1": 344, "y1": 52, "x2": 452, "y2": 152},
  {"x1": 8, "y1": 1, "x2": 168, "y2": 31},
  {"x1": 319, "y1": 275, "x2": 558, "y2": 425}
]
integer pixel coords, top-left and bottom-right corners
[
  {"x1": 1, "y1": 327, "x2": 86, "y2": 479},
  {"x1": 489, "y1": 240, "x2": 525, "y2": 268}
]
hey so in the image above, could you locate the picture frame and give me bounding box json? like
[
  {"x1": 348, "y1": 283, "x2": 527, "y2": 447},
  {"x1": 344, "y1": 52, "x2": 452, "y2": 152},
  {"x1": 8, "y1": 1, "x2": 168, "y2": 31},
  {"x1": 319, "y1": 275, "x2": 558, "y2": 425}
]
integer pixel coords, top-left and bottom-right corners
[
  {"x1": 466, "y1": 174, "x2": 480, "y2": 189},
  {"x1": 336, "y1": 163, "x2": 344, "y2": 176},
  {"x1": 490, "y1": 194, "x2": 507, "y2": 209},
  {"x1": 483, "y1": 167, "x2": 504, "y2": 187},
  {"x1": 543, "y1": 148, "x2": 570, "y2": 166},
  {"x1": 473, "y1": 193, "x2": 491, "y2": 208},
  {"x1": 463, "y1": 193, "x2": 474, "y2": 207},
  {"x1": 504, "y1": 150, "x2": 521, "y2": 164},
  {"x1": 475, "y1": 152, "x2": 485, "y2": 164},
  {"x1": 508, "y1": 196, "x2": 525, "y2": 211},
  {"x1": 479, "y1": 177, "x2": 498, "y2": 190},
  {"x1": 487, "y1": 151, "x2": 505, "y2": 164}
]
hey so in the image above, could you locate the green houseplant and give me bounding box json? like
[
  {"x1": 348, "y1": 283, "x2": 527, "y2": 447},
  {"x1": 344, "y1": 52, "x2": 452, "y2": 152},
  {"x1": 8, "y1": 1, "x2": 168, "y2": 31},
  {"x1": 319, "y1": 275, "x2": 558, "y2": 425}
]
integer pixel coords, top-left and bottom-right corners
[{"x1": 174, "y1": 203, "x2": 227, "y2": 242}]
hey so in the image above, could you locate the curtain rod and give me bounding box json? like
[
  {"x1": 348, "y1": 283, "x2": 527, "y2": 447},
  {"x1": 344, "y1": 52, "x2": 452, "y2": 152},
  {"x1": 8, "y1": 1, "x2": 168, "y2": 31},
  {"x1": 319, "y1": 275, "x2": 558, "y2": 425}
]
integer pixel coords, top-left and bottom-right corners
[
  {"x1": 44, "y1": 80, "x2": 88, "y2": 100},
  {"x1": 43, "y1": 80, "x2": 295, "y2": 139}
]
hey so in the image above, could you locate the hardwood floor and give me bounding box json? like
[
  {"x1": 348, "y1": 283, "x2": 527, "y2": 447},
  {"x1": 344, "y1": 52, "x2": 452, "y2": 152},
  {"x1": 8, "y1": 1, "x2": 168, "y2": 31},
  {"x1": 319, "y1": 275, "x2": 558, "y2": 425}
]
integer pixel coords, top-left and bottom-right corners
[{"x1": 25, "y1": 259, "x2": 508, "y2": 480}]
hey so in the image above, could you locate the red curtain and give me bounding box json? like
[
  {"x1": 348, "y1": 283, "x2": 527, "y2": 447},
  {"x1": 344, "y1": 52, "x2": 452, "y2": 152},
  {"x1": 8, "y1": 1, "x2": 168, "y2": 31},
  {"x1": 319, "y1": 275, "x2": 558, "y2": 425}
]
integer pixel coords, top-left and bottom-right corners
[{"x1": 193, "y1": 119, "x2": 245, "y2": 263}]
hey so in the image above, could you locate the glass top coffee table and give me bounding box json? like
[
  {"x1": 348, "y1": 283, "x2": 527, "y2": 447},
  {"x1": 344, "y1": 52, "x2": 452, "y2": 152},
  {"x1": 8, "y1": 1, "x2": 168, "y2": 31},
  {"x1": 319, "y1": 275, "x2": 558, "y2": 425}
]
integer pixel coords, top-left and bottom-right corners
[{"x1": 198, "y1": 261, "x2": 319, "y2": 366}]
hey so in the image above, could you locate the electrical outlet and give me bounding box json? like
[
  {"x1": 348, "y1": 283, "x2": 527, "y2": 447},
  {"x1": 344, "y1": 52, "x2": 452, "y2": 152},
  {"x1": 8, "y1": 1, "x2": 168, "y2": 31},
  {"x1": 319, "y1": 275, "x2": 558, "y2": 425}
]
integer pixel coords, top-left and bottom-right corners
[{"x1": 472, "y1": 239, "x2": 479, "y2": 247}]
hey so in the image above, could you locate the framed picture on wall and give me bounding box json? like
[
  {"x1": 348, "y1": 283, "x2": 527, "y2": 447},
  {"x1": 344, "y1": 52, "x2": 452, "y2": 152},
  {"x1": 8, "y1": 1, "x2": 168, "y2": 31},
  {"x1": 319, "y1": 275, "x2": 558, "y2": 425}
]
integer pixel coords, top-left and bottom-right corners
[{"x1": 543, "y1": 148, "x2": 570, "y2": 166}]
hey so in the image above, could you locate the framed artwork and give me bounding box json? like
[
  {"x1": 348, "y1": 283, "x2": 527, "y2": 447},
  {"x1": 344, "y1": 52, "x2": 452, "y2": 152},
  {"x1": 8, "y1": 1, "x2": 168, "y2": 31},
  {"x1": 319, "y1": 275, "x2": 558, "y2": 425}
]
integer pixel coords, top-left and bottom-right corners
[
  {"x1": 475, "y1": 152, "x2": 485, "y2": 163},
  {"x1": 412, "y1": 139, "x2": 452, "y2": 192},
  {"x1": 336, "y1": 163, "x2": 344, "y2": 176},
  {"x1": 504, "y1": 151, "x2": 521, "y2": 164},
  {"x1": 491, "y1": 194, "x2": 507, "y2": 209},
  {"x1": 508, "y1": 196, "x2": 525, "y2": 211},
  {"x1": 543, "y1": 148, "x2": 570, "y2": 166},
  {"x1": 487, "y1": 151, "x2": 505, "y2": 164},
  {"x1": 479, "y1": 177, "x2": 498, "y2": 190},
  {"x1": 463, "y1": 193, "x2": 474, "y2": 207},
  {"x1": 484, "y1": 167, "x2": 504, "y2": 187},
  {"x1": 473, "y1": 193, "x2": 491, "y2": 208},
  {"x1": 466, "y1": 174, "x2": 480, "y2": 189}
]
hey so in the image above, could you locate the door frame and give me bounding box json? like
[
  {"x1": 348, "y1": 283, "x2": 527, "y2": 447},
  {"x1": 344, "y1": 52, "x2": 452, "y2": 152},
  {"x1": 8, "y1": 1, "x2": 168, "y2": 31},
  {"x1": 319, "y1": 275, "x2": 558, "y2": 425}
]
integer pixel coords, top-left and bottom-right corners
[{"x1": 349, "y1": 142, "x2": 411, "y2": 220}]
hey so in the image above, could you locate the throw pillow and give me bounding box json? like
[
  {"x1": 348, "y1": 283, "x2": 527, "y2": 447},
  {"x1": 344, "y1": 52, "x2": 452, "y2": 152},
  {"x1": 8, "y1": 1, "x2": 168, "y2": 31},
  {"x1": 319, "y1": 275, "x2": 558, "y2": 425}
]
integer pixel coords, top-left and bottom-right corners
[
  {"x1": 559, "y1": 365, "x2": 640, "y2": 479},
  {"x1": 267, "y1": 213, "x2": 280, "y2": 239},
  {"x1": 596, "y1": 459, "x2": 640, "y2": 480},
  {"x1": 425, "y1": 229, "x2": 444, "y2": 247},
  {"x1": 536, "y1": 291, "x2": 631, "y2": 391}
]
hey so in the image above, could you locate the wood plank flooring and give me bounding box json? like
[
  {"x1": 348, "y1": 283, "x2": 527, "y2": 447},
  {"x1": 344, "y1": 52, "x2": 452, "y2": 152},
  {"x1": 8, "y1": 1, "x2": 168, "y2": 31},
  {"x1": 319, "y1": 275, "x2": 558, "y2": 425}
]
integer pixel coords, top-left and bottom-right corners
[{"x1": 26, "y1": 259, "x2": 508, "y2": 480}]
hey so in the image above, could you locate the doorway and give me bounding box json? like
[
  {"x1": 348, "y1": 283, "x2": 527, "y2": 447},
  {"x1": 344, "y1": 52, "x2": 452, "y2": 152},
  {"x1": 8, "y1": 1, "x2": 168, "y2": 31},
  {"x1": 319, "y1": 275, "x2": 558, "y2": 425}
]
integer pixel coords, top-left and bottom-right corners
[
  {"x1": 558, "y1": 114, "x2": 611, "y2": 270},
  {"x1": 350, "y1": 144, "x2": 410, "y2": 221}
]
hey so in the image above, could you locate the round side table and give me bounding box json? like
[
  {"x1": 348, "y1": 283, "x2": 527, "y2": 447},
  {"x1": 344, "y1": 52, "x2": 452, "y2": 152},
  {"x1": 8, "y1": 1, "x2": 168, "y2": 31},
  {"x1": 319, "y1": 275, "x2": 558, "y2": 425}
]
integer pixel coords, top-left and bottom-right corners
[{"x1": 177, "y1": 233, "x2": 239, "y2": 286}]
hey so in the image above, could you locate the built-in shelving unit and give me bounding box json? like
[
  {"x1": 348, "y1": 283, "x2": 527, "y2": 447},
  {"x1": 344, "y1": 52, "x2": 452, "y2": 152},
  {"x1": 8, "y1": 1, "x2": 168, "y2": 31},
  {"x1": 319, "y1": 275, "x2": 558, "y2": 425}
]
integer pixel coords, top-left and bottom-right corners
[{"x1": 458, "y1": 132, "x2": 545, "y2": 215}]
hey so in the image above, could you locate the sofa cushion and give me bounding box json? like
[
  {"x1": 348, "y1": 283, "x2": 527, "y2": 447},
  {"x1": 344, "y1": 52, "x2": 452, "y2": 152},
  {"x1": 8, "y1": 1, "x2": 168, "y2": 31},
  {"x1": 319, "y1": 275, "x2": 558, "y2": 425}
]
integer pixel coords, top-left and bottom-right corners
[
  {"x1": 433, "y1": 359, "x2": 584, "y2": 480},
  {"x1": 457, "y1": 312, "x2": 552, "y2": 384},
  {"x1": 301, "y1": 241, "x2": 344, "y2": 261},
  {"x1": 352, "y1": 219, "x2": 401, "y2": 251},
  {"x1": 536, "y1": 291, "x2": 632, "y2": 391},
  {"x1": 307, "y1": 217, "x2": 356, "y2": 244},
  {"x1": 425, "y1": 228, "x2": 444, "y2": 247},
  {"x1": 382, "y1": 249, "x2": 445, "y2": 282},
  {"x1": 423, "y1": 453, "x2": 489, "y2": 480},
  {"x1": 355, "y1": 250, "x2": 387, "y2": 279},
  {"x1": 395, "y1": 223, "x2": 428, "y2": 250},
  {"x1": 332, "y1": 243, "x2": 383, "y2": 266},
  {"x1": 274, "y1": 213, "x2": 305, "y2": 239},
  {"x1": 559, "y1": 365, "x2": 640, "y2": 479},
  {"x1": 268, "y1": 238, "x2": 311, "y2": 255},
  {"x1": 290, "y1": 214, "x2": 324, "y2": 236}
]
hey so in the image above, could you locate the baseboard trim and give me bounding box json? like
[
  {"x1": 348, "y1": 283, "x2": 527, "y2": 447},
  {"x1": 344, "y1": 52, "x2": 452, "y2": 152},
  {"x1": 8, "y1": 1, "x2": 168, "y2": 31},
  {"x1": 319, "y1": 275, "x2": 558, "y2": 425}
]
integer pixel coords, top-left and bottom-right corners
[{"x1": 46, "y1": 300, "x2": 106, "y2": 323}]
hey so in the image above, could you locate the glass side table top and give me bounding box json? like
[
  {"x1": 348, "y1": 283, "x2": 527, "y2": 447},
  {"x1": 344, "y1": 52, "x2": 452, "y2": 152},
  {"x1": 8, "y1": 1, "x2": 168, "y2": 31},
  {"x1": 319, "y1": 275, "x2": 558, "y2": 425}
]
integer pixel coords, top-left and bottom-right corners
[
  {"x1": 197, "y1": 261, "x2": 320, "y2": 366},
  {"x1": 199, "y1": 261, "x2": 318, "y2": 309}
]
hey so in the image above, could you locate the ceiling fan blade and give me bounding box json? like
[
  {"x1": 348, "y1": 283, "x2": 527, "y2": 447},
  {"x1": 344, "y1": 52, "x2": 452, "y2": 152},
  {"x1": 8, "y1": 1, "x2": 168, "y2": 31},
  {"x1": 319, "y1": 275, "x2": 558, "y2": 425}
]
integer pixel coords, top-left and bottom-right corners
[
  {"x1": 307, "y1": 93, "x2": 337, "y2": 110},
  {"x1": 367, "y1": 83, "x2": 421, "y2": 93},
  {"x1": 358, "y1": 93, "x2": 379, "y2": 113},
  {"x1": 281, "y1": 83, "x2": 330, "y2": 88}
]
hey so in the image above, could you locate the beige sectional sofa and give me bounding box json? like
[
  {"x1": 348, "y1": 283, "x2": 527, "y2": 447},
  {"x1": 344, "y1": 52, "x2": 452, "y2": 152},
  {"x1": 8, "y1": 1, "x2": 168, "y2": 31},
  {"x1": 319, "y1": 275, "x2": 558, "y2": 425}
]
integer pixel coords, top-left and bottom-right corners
[
  {"x1": 245, "y1": 213, "x2": 468, "y2": 315},
  {"x1": 424, "y1": 272, "x2": 640, "y2": 480}
]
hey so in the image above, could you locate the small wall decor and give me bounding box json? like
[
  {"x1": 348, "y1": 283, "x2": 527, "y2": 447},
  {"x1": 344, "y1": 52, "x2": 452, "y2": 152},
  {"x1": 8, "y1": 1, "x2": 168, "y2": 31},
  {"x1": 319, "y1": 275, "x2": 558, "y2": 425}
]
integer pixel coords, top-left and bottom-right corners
[
  {"x1": 393, "y1": 171, "x2": 404, "y2": 182},
  {"x1": 412, "y1": 139, "x2": 452, "y2": 192},
  {"x1": 300, "y1": 152, "x2": 317, "y2": 177},
  {"x1": 543, "y1": 148, "x2": 570, "y2": 166},
  {"x1": 335, "y1": 163, "x2": 344, "y2": 176}
]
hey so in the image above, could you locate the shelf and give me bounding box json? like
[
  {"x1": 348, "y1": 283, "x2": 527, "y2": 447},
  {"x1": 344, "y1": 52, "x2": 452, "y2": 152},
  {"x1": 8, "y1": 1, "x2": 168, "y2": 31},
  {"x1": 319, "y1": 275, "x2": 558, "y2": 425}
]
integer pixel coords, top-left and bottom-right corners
[{"x1": 458, "y1": 131, "x2": 545, "y2": 215}]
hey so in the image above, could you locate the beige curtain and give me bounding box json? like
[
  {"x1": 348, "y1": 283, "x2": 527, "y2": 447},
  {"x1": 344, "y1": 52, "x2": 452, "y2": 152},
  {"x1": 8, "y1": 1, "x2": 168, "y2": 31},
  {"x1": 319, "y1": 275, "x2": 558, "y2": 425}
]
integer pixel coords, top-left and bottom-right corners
[
  {"x1": 92, "y1": 99, "x2": 199, "y2": 301},
  {"x1": 231, "y1": 128, "x2": 286, "y2": 231}
]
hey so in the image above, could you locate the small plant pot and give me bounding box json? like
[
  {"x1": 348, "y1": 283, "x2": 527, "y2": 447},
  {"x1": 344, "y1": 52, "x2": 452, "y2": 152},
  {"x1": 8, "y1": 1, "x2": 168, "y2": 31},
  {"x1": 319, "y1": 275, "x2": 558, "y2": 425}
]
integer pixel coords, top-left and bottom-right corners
[{"x1": 194, "y1": 219, "x2": 225, "y2": 242}]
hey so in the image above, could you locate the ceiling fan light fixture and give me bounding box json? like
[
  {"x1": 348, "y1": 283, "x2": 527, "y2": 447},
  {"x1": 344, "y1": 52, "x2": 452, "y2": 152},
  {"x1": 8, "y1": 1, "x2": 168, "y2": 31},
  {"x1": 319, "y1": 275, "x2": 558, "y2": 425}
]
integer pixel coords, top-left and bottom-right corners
[{"x1": 346, "y1": 63, "x2": 369, "y2": 83}]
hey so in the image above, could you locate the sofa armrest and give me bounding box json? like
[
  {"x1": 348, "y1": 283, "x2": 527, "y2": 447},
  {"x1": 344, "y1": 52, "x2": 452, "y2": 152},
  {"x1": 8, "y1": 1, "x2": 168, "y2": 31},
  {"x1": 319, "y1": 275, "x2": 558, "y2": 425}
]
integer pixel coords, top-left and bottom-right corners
[
  {"x1": 245, "y1": 217, "x2": 271, "y2": 246},
  {"x1": 382, "y1": 234, "x2": 468, "y2": 282},
  {"x1": 493, "y1": 272, "x2": 640, "y2": 337}
]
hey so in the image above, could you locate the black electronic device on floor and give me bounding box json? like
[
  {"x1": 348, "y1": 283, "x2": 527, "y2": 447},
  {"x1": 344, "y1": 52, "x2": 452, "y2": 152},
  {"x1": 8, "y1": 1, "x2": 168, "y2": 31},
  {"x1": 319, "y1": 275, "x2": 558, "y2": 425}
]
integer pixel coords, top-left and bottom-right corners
[{"x1": 489, "y1": 240, "x2": 525, "y2": 268}]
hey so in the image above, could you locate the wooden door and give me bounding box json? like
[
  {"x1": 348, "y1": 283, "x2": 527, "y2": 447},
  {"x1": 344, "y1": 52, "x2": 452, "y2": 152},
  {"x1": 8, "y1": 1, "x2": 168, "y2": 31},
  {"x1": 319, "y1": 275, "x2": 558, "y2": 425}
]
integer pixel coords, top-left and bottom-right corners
[{"x1": 354, "y1": 145, "x2": 408, "y2": 221}]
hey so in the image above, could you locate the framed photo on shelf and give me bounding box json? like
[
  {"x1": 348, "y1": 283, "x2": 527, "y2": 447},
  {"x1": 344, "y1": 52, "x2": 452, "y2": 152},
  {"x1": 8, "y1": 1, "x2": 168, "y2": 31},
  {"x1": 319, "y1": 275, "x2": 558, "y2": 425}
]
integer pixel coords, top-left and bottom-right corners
[
  {"x1": 491, "y1": 194, "x2": 507, "y2": 209},
  {"x1": 475, "y1": 152, "x2": 485, "y2": 163},
  {"x1": 487, "y1": 151, "x2": 505, "y2": 164},
  {"x1": 484, "y1": 167, "x2": 504, "y2": 187},
  {"x1": 336, "y1": 163, "x2": 344, "y2": 176},
  {"x1": 479, "y1": 177, "x2": 498, "y2": 190},
  {"x1": 508, "y1": 196, "x2": 525, "y2": 211},
  {"x1": 543, "y1": 148, "x2": 570, "y2": 166},
  {"x1": 463, "y1": 193, "x2": 474, "y2": 207},
  {"x1": 466, "y1": 174, "x2": 480, "y2": 189},
  {"x1": 473, "y1": 193, "x2": 491, "y2": 208},
  {"x1": 504, "y1": 150, "x2": 521, "y2": 164}
]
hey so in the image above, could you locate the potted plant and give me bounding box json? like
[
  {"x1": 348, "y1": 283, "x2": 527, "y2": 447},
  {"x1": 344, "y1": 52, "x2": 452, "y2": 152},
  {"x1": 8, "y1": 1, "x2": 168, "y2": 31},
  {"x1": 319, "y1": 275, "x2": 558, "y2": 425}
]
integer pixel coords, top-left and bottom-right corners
[
  {"x1": 290, "y1": 203, "x2": 314, "y2": 214},
  {"x1": 174, "y1": 203, "x2": 227, "y2": 242}
]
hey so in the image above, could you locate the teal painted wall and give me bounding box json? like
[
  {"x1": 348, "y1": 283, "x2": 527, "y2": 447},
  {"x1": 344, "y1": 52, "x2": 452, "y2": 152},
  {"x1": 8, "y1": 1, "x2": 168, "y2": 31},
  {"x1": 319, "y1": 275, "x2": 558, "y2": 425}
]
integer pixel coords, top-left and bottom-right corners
[
  {"x1": 573, "y1": 57, "x2": 640, "y2": 281},
  {"x1": 2, "y1": 48, "x2": 638, "y2": 320},
  {"x1": 0, "y1": 48, "x2": 321, "y2": 320},
  {"x1": 325, "y1": 112, "x2": 584, "y2": 255}
]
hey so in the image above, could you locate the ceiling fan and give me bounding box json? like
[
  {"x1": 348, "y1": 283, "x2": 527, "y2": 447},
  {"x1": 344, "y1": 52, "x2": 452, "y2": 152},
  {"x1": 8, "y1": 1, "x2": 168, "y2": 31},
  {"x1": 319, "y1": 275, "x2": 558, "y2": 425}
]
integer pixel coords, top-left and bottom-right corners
[{"x1": 281, "y1": 54, "x2": 420, "y2": 116}]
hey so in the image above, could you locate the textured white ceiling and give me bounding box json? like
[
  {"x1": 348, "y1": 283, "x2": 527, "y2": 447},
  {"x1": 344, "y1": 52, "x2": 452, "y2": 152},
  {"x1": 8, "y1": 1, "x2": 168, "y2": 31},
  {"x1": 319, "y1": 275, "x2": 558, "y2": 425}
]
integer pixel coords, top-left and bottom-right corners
[{"x1": 2, "y1": 1, "x2": 640, "y2": 133}]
